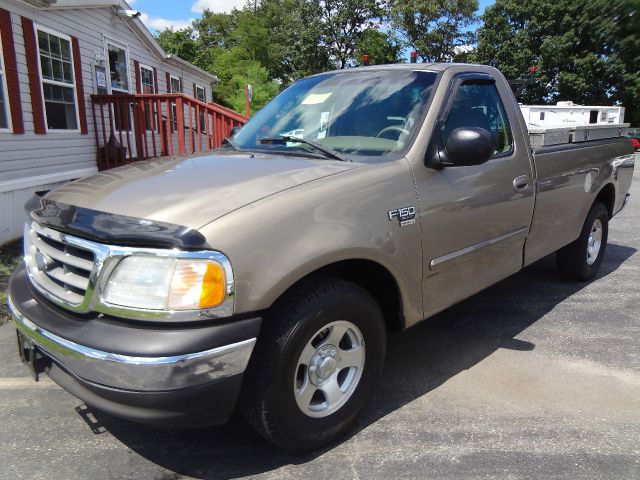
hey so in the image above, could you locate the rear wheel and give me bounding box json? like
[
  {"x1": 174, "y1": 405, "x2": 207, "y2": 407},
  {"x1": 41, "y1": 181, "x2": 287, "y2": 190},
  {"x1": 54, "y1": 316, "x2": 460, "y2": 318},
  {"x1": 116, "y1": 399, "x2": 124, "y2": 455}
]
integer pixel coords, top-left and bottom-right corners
[
  {"x1": 240, "y1": 277, "x2": 386, "y2": 453},
  {"x1": 556, "y1": 201, "x2": 609, "y2": 281}
]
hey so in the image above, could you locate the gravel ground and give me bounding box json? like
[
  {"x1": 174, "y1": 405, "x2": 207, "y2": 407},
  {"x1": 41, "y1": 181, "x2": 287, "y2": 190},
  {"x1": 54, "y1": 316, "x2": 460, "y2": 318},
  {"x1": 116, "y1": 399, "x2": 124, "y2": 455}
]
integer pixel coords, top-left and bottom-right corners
[{"x1": 0, "y1": 161, "x2": 638, "y2": 480}]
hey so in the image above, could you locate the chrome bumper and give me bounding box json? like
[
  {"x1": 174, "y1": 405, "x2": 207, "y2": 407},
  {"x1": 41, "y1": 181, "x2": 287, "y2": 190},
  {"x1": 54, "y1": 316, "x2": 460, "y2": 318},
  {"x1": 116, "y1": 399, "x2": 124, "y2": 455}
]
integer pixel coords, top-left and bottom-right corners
[{"x1": 8, "y1": 295, "x2": 256, "y2": 391}]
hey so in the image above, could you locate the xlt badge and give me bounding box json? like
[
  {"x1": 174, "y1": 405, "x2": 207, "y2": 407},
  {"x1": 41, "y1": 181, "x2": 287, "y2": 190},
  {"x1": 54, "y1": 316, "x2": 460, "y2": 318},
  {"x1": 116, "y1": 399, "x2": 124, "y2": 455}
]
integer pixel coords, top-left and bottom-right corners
[{"x1": 388, "y1": 206, "x2": 416, "y2": 227}]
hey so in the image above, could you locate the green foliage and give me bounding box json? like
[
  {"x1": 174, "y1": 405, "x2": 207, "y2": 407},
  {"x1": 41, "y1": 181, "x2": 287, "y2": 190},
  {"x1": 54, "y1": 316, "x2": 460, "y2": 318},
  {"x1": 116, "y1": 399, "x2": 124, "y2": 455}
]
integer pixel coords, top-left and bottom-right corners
[
  {"x1": 154, "y1": 0, "x2": 637, "y2": 124},
  {"x1": 0, "y1": 241, "x2": 21, "y2": 325},
  {"x1": 355, "y1": 28, "x2": 403, "y2": 65},
  {"x1": 391, "y1": 0, "x2": 478, "y2": 62},
  {"x1": 257, "y1": 0, "x2": 333, "y2": 81},
  {"x1": 315, "y1": 0, "x2": 384, "y2": 68},
  {"x1": 155, "y1": 0, "x2": 479, "y2": 113},
  {"x1": 473, "y1": 0, "x2": 640, "y2": 124},
  {"x1": 156, "y1": 28, "x2": 199, "y2": 63},
  {"x1": 227, "y1": 63, "x2": 282, "y2": 113}
]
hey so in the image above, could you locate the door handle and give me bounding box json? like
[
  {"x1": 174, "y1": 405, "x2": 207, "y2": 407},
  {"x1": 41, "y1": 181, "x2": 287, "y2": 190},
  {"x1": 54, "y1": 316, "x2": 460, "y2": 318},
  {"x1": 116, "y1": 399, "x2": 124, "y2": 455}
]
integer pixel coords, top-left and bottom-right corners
[{"x1": 513, "y1": 175, "x2": 530, "y2": 192}]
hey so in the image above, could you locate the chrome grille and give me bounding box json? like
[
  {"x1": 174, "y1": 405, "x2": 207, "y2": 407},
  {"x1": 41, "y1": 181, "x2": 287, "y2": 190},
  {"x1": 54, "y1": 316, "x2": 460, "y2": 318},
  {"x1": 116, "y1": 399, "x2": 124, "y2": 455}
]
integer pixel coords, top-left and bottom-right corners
[{"x1": 24, "y1": 224, "x2": 96, "y2": 306}]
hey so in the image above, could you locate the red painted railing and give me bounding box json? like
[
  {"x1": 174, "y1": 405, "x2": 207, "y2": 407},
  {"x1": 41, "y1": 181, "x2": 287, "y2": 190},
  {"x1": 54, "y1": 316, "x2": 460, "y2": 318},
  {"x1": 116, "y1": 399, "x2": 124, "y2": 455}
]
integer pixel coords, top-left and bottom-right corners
[{"x1": 90, "y1": 93, "x2": 248, "y2": 171}]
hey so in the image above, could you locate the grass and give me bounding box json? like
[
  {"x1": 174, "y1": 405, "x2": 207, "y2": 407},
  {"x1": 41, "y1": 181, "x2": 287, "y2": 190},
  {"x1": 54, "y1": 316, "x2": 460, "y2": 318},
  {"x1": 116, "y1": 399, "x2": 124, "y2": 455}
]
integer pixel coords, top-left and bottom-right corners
[{"x1": 0, "y1": 241, "x2": 22, "y2": 325}]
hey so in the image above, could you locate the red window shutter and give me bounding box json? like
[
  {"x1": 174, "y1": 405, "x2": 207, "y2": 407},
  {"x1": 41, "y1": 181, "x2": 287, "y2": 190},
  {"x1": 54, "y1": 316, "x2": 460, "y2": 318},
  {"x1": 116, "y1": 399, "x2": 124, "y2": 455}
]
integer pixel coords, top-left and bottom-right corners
[
  {"x1": 21, "y1": 16, "x2": 45, "y2": 134},
  {"x1": 0, "y1": 9, "x2": 24, "y2": 133},
  {"x1": 133, "y1": 59, "x2": 141, "y2": 93},
  {"x1": 166, "y1": 72, "x2": 171, "y2": 93},
  {"x1": 152, "y1": 67, "x2": 158, "y2": 94},
  {"x1": 71, "y1": 36, "x2": 87, "y2": 134}
]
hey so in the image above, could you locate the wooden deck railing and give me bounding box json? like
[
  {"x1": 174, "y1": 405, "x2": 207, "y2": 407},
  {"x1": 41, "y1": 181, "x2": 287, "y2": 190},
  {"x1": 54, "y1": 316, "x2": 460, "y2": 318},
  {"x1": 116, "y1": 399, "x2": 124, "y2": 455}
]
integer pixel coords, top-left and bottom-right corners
[{"x1": 90, "y1": 93, "x2": 248, "y2": 171}]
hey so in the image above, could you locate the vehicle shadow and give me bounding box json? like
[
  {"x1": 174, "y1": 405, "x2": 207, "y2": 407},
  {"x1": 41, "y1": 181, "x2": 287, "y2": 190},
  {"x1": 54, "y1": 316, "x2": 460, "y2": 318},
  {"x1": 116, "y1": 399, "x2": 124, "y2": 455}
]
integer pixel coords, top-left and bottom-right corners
[{"x1": 90, "y1": 243, "x2": 636, "y2": 480}]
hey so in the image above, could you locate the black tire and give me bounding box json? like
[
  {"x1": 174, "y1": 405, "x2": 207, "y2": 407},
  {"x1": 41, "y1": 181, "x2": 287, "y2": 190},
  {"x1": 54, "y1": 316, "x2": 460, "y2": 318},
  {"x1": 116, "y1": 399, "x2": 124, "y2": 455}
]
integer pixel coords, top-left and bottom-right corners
[
  {"x1": 239, "y1": 276, "x2": 386, "y2": 453},
  {"x1": 556, "y1": 201, "x2": 609, "y2": 281}
]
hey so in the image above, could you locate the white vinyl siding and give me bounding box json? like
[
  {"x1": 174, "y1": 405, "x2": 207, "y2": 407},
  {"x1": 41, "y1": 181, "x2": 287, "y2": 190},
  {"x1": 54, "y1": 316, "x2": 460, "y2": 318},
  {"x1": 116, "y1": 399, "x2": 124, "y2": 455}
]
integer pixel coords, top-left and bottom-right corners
[
  {"x1": 36, "y1": 25, "x2": 79, "y2": 131},
  {"x1": 0, "y1": 3, "x2": 217, "y2": 244}
]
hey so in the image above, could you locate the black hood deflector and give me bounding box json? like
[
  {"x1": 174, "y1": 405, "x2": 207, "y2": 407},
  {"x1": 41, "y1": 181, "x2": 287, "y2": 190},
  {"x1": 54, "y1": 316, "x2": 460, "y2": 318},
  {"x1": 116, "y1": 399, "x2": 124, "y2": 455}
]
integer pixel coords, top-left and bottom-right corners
[{"x1": 25, "y1": 193, "x2": 209, "y2": 250}]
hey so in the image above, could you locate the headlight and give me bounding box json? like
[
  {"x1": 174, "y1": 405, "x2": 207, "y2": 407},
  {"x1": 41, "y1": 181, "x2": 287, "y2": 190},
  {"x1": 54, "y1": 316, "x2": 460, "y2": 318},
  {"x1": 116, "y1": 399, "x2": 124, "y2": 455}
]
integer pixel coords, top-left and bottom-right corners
[{"x1": 103, "y1": 256, "x2": 227, "y2": 310}]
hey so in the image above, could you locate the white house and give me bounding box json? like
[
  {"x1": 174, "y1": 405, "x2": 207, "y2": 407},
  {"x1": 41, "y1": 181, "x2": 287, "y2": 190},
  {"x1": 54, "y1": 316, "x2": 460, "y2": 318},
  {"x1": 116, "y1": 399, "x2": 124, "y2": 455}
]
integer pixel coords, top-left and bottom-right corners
[{"x1": 0, "y1": 0, "x2": 245, "y2": 245}]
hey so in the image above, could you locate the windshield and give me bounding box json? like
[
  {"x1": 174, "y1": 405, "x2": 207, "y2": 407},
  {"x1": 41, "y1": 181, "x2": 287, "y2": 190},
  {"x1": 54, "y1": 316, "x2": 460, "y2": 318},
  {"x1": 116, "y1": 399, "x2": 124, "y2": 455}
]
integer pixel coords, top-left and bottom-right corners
[{"x1": 233, "y1": 70, "x2": 438, "y2": 159}]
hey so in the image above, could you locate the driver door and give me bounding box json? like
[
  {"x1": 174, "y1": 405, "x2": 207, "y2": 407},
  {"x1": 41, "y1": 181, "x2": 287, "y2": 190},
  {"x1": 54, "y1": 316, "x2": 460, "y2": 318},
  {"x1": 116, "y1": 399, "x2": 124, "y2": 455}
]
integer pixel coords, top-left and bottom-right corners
[{"x1": 415, "y1": 73, "x2": 535, "y2": 318}]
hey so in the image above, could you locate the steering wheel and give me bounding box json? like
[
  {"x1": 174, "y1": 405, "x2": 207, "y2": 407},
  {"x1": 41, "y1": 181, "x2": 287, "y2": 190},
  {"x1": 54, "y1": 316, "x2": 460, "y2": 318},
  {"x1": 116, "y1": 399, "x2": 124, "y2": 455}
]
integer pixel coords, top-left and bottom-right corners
[{"x1": 376, "y1": 125, "x2": 410, "y2": 139}]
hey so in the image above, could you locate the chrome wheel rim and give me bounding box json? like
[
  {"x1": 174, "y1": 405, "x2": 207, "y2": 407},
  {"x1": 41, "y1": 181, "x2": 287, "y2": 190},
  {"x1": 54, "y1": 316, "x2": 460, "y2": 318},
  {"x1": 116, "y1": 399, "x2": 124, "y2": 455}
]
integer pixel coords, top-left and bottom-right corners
[
  {"x1": 293, "y1": 320, "x2": 365, "y2": 418},
  {"x1": 586, "y1": 218, "x2": 603, "y2": 266}
]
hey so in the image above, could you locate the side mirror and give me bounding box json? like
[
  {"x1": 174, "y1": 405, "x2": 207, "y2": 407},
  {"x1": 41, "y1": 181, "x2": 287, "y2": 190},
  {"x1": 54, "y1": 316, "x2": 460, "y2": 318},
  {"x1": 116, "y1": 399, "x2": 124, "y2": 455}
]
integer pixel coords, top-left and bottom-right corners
[
  {"x1": 426, "y1": 126, "x2": 493, "y2": 168},
  {"x1": 229, "y1": 125, "x2": 242, "y2": 137},
  {"x1": 442, "y1": 127, "x2": 493, "y2": 167}
]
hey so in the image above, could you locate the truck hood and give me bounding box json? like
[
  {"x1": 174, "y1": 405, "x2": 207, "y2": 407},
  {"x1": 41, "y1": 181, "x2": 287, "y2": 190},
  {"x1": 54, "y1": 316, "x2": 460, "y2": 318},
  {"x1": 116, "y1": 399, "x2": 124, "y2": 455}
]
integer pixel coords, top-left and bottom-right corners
[{"x1": 45, "y1": 152, "x2": 360, "y2": 229}]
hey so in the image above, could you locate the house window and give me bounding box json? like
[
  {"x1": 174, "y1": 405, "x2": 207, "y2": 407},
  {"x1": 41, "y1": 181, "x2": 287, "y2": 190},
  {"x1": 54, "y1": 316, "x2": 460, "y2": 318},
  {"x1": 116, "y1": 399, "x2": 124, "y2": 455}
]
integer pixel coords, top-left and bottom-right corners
[
  {"x1": 170, "y1": 75, "x2": 181, "y2": 93},
  {"x1": 195, "y1": 85, "x2": 205, "y2": 102},
  {"x1": 195, "y1": 84, "x2": 206, "y2": 130},
  {"x1": 140, "y1": 65, "x2": 155, "y2": 94},
  {"x1": 107, "y1": 42, "x2": 129, "y2": 92},
  {"x1": 37, "y1": 28, "x2": 78, "y2": 130},
  {"x1": 0, "y1": 32, "x2": 10, "y2": 130},
  {"x1": 140, "y1": 64, "x2": 155, "y2": 130},
  {"x1": 170, "y1": 74, "x2": 180, "y2": 131}
]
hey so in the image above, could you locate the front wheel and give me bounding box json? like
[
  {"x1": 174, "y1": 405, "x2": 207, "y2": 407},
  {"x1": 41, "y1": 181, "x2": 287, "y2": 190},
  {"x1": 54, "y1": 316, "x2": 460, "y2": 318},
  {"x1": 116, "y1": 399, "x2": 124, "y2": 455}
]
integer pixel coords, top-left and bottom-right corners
[
  {"x1": 239, "y1": 277, "x2": 386, "y2": 453},
  {"x1": 556, "y1": 201, "x2": 609, "y2": 281}
]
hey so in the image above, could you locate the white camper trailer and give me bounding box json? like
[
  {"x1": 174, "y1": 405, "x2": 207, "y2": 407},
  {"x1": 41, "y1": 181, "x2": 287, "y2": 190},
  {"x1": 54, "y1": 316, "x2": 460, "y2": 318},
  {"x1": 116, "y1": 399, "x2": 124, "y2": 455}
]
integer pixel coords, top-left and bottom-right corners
[
  {"x1": 520, "y1": 102, "x2": 625, "y2": 128},
  {"x1": 519, "y1": 102, "x2": 628, "y2": 147}
]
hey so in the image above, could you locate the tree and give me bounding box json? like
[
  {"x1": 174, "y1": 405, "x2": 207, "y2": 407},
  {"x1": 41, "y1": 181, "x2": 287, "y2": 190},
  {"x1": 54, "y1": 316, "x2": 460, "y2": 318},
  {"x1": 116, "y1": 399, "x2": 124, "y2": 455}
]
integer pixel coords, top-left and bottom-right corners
[
  {"x1": 354, "y1": 28, "x2": 403, "y2": 65},
  {"x1": 156, "y1": 27, "x2": 198, "y2": 63},
  {"x1": 314, "y1": 0, "x2": 384, "y2": 69},
  {"x1": 226, "y1": 62, "x2": 281, "y2": 113},
  {"x1": 258, "y1": 0, "x2": 333, "y2": 81},
  {"x1": 391, "y1": 0, "x2": 478, "y2": 62},
  {"x1": 473, "y1": 0, "x2": 640, "y2": 125},
  {"x1": 154, "y1": 0, "x2": 398, "y2": 113}
]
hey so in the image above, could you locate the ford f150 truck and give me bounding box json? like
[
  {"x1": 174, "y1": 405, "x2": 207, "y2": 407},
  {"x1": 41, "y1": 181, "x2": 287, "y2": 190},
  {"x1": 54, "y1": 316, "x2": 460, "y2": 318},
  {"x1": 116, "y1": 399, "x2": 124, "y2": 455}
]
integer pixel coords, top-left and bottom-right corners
[{"x1": 8, "y1": 63, "x2": 635, "y2": 452}]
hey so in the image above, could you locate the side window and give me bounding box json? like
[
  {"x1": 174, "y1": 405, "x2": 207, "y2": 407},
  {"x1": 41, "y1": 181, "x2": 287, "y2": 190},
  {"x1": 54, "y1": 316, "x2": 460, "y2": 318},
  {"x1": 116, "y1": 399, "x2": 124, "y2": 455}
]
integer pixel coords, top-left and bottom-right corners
[
  {"x1": 443, "y1": 81, "x2": 513, "y2": 156},
  {"x1": 0, "y1": 31, "x2": 10, "y2": 130},
  {"x1": 107, "y1": 42, "x2": 129, "y2": 92},
  {"x1": 37, "y1": 28, "x2": 79, "y2": 130}
]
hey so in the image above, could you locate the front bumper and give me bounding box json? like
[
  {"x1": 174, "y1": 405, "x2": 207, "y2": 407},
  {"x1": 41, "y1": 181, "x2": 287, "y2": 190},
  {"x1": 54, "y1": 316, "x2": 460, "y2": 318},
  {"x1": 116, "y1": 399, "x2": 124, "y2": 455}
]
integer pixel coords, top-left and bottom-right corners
[{"x1": 8, "y1": 265, "x2": 261, "y2": 426}]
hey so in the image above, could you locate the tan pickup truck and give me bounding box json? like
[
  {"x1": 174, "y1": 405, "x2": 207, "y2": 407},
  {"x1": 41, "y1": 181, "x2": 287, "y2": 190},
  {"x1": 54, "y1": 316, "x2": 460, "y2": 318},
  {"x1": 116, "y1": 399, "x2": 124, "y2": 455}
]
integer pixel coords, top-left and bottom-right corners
[{"x1": 8, "y1": 63, "x2": 635, "y2": 452}]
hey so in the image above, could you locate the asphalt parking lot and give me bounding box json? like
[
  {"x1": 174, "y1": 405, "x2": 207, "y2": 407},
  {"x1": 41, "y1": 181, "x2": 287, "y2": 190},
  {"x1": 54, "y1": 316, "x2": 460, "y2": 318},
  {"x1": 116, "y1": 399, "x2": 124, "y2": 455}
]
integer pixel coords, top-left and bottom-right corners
[{"x1": 0, "y1": 162, "x2": 639, "y2": 480}]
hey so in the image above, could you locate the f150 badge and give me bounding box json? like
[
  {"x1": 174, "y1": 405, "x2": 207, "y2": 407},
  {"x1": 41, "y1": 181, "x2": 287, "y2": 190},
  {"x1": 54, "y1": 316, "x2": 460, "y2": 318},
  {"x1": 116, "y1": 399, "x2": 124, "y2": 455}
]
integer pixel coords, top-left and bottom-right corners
[{"x1": 388, "y1": 206, "x2": 416, "y2": 227}]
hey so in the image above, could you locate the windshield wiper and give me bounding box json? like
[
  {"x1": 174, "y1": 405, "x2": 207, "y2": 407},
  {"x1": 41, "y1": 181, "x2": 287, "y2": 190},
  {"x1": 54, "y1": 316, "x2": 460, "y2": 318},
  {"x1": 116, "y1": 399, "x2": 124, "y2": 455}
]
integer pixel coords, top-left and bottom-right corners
[{"x1": 259, "y1": 136, "x2": 350, "y2": 162}]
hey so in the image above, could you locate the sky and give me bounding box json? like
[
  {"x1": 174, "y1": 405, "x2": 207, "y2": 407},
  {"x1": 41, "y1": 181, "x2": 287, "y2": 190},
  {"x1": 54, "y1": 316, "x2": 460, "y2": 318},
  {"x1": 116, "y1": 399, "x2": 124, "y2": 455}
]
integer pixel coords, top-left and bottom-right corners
[{"x1": 131, "y1": 0, "x2": 497, "y2": 34}]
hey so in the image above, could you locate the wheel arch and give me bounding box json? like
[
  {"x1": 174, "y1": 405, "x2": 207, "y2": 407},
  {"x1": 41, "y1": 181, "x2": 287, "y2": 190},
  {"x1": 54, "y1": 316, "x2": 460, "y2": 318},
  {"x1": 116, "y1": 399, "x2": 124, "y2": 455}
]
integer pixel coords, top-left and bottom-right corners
[
  {"x1": 595, "y1": 182, "x2": 616, "y2": 218},
  {"x1": 269, "y1": 258, "x2": 406, "y2": 333}
]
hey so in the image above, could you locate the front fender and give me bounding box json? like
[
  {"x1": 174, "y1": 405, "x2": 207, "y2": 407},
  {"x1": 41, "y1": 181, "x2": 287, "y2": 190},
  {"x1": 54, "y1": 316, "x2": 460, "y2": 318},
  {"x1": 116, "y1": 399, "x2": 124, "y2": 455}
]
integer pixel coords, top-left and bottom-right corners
[{"x1": 199, "y1": 159, "x2": 424, "y2": 326}]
